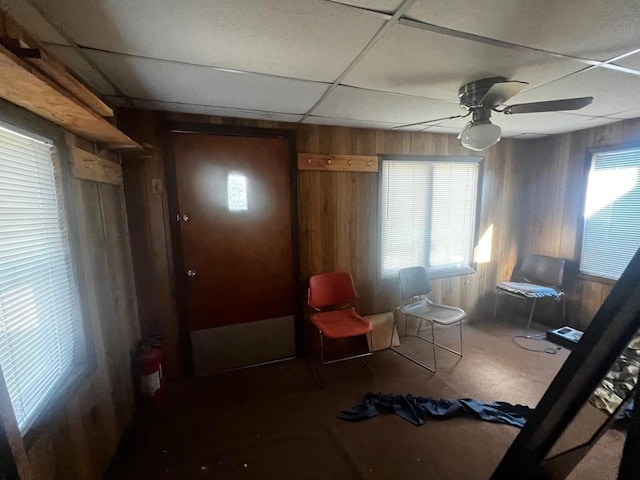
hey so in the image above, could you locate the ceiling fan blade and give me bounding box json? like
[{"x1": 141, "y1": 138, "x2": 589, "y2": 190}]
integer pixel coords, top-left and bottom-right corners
[
  {"x1": 502, "y1": 97, "x2": 593, "y2": 115},
  {"x1": 393, "y1": 113, "x2": 468, "y2": 130},
  {"x1": 480, "y1": 80, "x2": 529, "y2": 107}
]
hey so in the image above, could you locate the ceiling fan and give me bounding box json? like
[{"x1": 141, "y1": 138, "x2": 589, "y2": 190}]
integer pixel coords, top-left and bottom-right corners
[{"x1": 394, "y1": 77, "x2": 593, "y2": 151}]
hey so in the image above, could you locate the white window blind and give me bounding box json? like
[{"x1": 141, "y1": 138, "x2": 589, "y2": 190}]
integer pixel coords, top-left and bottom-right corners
[
  {"x1": 0, "y1": 124, "x2": 81, "y2": 432},
  {"x1": 580, "y1": 147, "x2": 640, "y2": 280},
  {"x1": 380, "y1": 158, "x2": 480, "y2": 278}
]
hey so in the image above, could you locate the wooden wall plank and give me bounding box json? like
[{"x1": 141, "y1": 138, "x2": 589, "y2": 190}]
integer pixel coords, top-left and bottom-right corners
[
  {"x1": 516, "y1": 117, "x2": 640, "y2": 329},
  {"x1": 117, "y1": 108, "x2": 523, "y2": 378},
  {"x1": 98, "y1": 183, "x2": 139, "y2": 430},
  {"x1": 117, "y1": 110, "x2": 181, "y2": 379}
]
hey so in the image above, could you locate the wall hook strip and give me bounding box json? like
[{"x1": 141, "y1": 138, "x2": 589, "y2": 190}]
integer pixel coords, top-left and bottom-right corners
[{"x1": 297, "y1": 153, "x2": 378, "y2": 173}]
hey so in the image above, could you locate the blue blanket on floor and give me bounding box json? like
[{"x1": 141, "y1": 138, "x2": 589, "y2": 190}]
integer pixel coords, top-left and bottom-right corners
[{"x1": 338, "y1": 393, "x2": 533, "y2": 428}]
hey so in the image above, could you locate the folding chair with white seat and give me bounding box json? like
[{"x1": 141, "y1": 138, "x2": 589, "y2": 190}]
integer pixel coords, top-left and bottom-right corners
[
  {"x1": 493, "y1": 254, "x2": 566, "y2": 333},
  {"x1": 392, "y1": 266, "x2": 466, "y2": 373}
]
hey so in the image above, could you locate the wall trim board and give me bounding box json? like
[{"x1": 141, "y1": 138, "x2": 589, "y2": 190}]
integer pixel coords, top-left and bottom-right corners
[
  {"x1": 161, "y1": 121, "x2": 303, "y2": 377},
  {"x1": 297, "y1": 152, "x2": 378, "y2": 172},
  {"x1": 69, "y1": 146, "x2": 123, "y2": 185}
]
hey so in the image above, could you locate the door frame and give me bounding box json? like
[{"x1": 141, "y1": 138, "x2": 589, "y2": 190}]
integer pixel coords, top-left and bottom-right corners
[{"x1": 163, "y1": 122, "x2": 302, "y2": 377}]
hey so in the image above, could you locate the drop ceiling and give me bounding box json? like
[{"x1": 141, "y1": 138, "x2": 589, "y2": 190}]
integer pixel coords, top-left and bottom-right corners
[{"x1": 5, "y1": 0, "x2": 640, "y2": 138}]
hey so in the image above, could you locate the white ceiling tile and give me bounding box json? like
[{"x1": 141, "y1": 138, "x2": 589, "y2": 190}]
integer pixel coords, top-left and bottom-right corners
[
  {"x1": 329, "y1": 0, "x2": 402, "y2": 13},
  {"x1": 32, "y1": 0, "x2": 384, "y2": 82},
  {"x1": 131, "y1": 99, "x2": 303, "y2": 122},
  {"x1": 312, "y1": 86, "x2": 462, "y2": 124},
  {"x1": 44, "y1": 45, "x2": 119, "y2": 95},
  {"x1": 83, "y1": 50, "x2": 328, "y2": 114},
  {"x1": 0, "y1": 0, "x2": 70, "y2": 45},
  {"x1": 344, "y1": 25, "x2": 586, "y2": 101},
  {"x1": 406, "y1": 0, "x2": 640, "y2": 61},
  {"x1": 439, "y1": 111, "x2": 619, "y2": 135},
  {"x1": 303, "y1": 116, "x2": 398, "y2": 129},
  {"x1": 504, "y1": 67, "x2": 640, "y2": 118}
]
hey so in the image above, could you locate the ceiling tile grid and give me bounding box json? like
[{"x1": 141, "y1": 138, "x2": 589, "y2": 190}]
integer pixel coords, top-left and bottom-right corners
[
  {"x1": 311, "y1": 85, "x2": 462, "y2": 124},
  {"x1": 45, "y1": 45, "x2": 120, "y2": 96},
  {"x1": 130, "y1": 99, "x2": 303, "y2": 123},
  {"x1": 405, "y1": 0, "x2": 640, "y2": 61},
  {"x1": 341, "y1": 24, "x2": 588, "y2": 101},
  {"x1": 503, "y1": 67, "x2": 640, "y2": 118},
  {"x1": 83, "y1": 50, "x2": 330, "y2": 114},
  {"x1": 0, "y1": 0, "x2": 70, "y2": 45},
  {"x1": 32, "y1": 0, "x2": 386, "y2": 83},
  {"x1": 303, "y1": 115, "x2": 400, "y2": 129},
  {"x1": 2, "y1": 0, "x2": 639, "y2": 137},
  {"x1": 329, "y1": 0, "x2": 403, "y2": 14}
]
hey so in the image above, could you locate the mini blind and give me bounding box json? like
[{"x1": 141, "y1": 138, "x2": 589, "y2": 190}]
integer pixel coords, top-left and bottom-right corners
[
  {"x1": 580, "y1": 147, "x2": 640, "y2": 280},
  {"x1": 430, "y1": 163, "x2": 478, "y2": 271},
  {"x1": 0, "y1": 124, "x2": 80, "y2": 432},
  {"x1": 380, "y1": 158, "x2": 480, "y2": 278}
]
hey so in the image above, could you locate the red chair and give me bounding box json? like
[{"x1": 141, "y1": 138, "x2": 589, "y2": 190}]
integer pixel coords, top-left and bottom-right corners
[{"x1": 308, "y1": 272, "x2": 373, "y2": 370}]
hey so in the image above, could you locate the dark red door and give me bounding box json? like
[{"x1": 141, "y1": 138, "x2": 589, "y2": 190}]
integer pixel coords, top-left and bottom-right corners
[{"x1": 171, "y1": 133, "x2": 296, "y2": 331}]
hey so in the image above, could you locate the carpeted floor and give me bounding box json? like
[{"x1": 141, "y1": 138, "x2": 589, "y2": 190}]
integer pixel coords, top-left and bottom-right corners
[{"x1": 106, "y1": 320, "x2": 625, "y2": 479}]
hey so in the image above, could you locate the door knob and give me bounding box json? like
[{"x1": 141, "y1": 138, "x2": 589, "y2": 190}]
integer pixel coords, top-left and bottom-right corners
[{"x1": 186, "y1": 269, "x2": 197, "y2": 278}]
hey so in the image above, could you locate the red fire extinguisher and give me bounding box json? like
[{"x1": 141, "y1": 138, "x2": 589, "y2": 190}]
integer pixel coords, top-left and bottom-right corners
[{"x1": 136, "y1": 335, "x2": 163, "y2": 406}]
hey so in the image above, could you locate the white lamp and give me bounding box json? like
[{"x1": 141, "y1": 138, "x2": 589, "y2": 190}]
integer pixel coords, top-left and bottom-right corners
[{"x1": 460, "y1": 120, "x2": 502, "y2": 151}]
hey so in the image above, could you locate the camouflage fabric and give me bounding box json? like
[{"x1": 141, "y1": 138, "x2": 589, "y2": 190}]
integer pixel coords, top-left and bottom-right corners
[{"x1": 590, "y1": 335, "x2": 640, "y2": 414}]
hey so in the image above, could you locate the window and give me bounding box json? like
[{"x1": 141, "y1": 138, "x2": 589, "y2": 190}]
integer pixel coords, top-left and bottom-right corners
[
  {"x1": 0, "y1": 124, "x2": 82, "y2": 433},
  {"x1": 227, "y1": 173, "x2": 248, "y2": 211},
  {"x1": 380, "y1": 156, "x2": 481, "y2": 279},
  {"x1": 580, "y1": 147, "x2": 640, "y2": 280}
]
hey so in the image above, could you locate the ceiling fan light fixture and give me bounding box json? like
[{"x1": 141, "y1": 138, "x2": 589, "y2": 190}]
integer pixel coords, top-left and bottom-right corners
[{"x1": 460, "y1": 120, "x2": 502, "y2": 151}]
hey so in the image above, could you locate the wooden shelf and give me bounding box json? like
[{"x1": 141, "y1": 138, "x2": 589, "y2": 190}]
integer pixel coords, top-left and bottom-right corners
[{"x1": 0, "y1": 43, "x2": 140, "y2": 150}]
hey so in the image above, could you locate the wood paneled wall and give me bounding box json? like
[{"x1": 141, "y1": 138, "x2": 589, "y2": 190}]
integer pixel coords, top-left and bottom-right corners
[
  {"x1": 514, "y1": 117, "x2": 640, "y2": 330},
  {"x1": 117, "y1": 109, "x2": 521, "y2": 378},
  {"x1": 0, "y1": 102, "x2": 140, "y2": 479}
]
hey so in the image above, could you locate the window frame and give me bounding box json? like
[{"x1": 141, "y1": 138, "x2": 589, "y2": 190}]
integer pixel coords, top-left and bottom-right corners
[
  {"x1": 578, "y1": 142, "x2": 640, "y2": 285},
  {"x1": 0, "y1": 101, "x2": 95, "y2": 443},
  {"x1": 377, "y1": 154, "x2": 484, "y2": 281}
]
